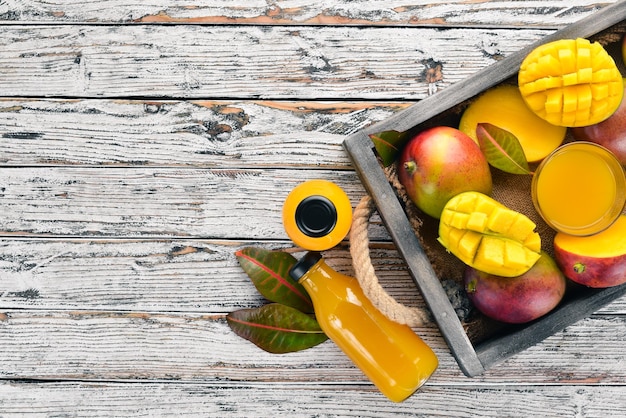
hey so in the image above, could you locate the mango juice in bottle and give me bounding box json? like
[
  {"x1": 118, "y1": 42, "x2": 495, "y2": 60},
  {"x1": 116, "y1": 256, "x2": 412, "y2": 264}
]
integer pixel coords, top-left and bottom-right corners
[{"x1": 289, "y1": 251, "x2": 438, "y2": 402}]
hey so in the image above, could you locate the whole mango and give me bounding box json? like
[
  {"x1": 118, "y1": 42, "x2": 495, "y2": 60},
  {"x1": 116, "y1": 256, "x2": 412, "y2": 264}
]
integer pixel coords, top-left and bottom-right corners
[
  {"x1": 459, "y1": 84, "x2": 566, "y2": 162},
  {"x1": 464, "y1": 252, "x2": 567, "y2": 324},
  {"x1": 438, "y1": 191, "x2": 541, "y2": 277},
  {"x1": 397, "y1": 126, "x2": 492, "y2": 219},
  {"x1": 554, "y1": 214, "x2": 626, "y2": 288}
]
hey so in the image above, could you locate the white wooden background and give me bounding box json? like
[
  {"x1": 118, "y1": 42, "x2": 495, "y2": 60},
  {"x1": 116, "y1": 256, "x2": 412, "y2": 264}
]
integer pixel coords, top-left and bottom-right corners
[{"x1": 1, "y1": 1, "x2": 625, "y2": 416}]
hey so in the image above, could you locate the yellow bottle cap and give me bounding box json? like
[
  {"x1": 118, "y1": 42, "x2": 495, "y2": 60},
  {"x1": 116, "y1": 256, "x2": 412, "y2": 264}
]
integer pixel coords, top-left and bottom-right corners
[{"x1": 283, "y1": 180, "x2": 352, "y2": 251}]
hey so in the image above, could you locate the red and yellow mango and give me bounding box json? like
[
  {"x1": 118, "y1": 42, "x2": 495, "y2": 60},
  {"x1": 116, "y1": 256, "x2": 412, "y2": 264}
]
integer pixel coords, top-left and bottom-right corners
[{"x1": 554, "y1": 215, "x2": 626, "y2": 288}]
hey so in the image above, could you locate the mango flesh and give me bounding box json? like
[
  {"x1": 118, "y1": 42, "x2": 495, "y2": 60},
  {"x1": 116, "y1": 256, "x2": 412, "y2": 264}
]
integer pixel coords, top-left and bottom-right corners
[
  {"x1": 553, "y1": 214, "x2": 626, "y2": 288},
  {"x1": 571, "y1": 81, "x2": 626, "y2": 165},
  {"x1": 459, "y1": 85, "x2": 566, "y2": 162},
  {"x1": 464, "y1": 252, "x2": 566, "y2": 324},
  {"x1": 438, "y1": 191, "x2": 541, "y2": 277},
  {"x1": 397, "y1": 126, "x2": 492, "y2": 219},
  {"x1": 519, "y1": 38, "x2": 623, "y2": 127}
]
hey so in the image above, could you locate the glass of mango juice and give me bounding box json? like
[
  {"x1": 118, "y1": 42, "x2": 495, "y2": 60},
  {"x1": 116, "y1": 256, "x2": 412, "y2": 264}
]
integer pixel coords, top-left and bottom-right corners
[{"x1": 532, "y1": 141, "x2": 626, "y2": 236}]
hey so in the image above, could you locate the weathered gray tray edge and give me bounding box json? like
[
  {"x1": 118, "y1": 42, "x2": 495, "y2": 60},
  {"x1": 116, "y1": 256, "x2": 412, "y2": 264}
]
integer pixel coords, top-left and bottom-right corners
[{"x1": 343, "y1": 0, "x2": 626, "y2": 377}]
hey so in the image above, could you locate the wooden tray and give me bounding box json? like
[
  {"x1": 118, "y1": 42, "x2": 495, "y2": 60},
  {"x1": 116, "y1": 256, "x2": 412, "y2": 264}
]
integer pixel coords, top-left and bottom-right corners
[{"x1": 343, "y1": 1, "x2": 626, "y2": 377}]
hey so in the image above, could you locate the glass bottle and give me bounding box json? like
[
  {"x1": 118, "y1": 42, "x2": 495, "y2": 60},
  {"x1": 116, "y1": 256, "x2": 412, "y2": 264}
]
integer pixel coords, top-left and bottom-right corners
[{"x1": 289, "y1": 251, "x2": 438, "y2": 402}]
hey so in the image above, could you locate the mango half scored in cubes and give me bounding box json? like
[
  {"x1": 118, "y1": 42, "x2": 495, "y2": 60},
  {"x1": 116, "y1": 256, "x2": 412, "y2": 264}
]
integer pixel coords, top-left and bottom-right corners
[
  {"x1": 438, "y1": 192, "x2": 542, "y2": 277},
  {"x1": 519, "y1": 38, "x2": 623, "y2": 127}
]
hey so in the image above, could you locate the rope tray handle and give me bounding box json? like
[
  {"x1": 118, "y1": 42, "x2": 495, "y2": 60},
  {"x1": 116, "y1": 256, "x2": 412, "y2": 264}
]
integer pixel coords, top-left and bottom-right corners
[{"x1": 349, "y1": 194, "x2": 430, "y2": 328}]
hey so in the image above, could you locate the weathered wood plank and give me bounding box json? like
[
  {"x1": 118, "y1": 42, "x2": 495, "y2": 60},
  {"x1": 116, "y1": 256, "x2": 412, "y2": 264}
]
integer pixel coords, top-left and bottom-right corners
[
  {"x1": 0, "y1": 240, "x2": 429, "y2": 313},
  {"x1": 1, "y1": 380, "x2": 626, "y2": 417},
  {"x1": 0, "y1": 99, "x2": 408, "y2": 167},
  {"x1": 0, "y1": 167, "x2": 395, "y2": 239},
  {"x1": 0, "y1": 309, "x2": 624, "y2": 383},
  {"x1": 0, "y1": 308, "x2": 449, "y2": 383},
  {"x1": 0, "y1": 0, "x2": 615, "y2": 27},
  {"x1": 1, "y1": 238, "x2": 624, "y2": 314},
  {"x1": 0, "y1": 25, "x2": 552, "y2": 99}
]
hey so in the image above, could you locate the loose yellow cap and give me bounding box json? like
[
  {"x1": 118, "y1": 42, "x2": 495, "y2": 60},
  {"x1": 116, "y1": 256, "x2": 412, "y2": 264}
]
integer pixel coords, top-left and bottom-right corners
[{"x1": 282, "y1": 180, "x2": 352, "y2": 251}]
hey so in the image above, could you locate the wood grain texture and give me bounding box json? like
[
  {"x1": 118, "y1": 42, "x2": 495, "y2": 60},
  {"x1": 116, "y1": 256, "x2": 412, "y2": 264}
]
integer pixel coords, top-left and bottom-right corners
[
  {"x1": 0, "y1": 167, "x2": 398, "y2": 239},
  {"x1": 0, "y1": 240, "x2": 428, "y2": 312},
  {"x1": 0, "y1": 0, "x2": 616, "y2": 27},
  {"x1": 0, "y1": 25, "x2": 551, "y2": 99},
  {"x1": 0, "y1": 99, "x2": 408, "y2": 167},
  {"x1": 0, "y1": 309, "x2": 624, "y2": 384},
  {"x1": 1, "y1": 381, "x2": 625, "y2": 417},
  {"x1": 2, "y1": 238, "x2": 622, "y2": 314}
]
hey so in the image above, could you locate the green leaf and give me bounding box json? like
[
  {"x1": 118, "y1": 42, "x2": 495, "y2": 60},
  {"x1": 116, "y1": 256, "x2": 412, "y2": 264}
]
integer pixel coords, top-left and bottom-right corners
[
  {"x1": 227, "y1": 304, "x2": 328, "y2": 353},
  {"x1": 235, "y1": 247, "x2": 314, "y2": 313},
  {"x1": 369, "y1": 130, "x2": 409, "y2": 167},
  {"x1": 476, "y1": 123, "x2": 532, "y2": 175}
]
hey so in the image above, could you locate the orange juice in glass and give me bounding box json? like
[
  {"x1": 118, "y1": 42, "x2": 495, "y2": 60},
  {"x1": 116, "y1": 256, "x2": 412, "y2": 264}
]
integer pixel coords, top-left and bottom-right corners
[{"x1": 532, "y1": 142, "x2": 626, "y2": 236}]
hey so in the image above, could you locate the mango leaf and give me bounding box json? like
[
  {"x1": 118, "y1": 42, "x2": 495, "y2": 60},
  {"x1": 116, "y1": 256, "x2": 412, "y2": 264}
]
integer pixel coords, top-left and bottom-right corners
[
  {"x1": 369, "y1": 130, "x2": 409, "y2": 167},
  {"x1": 227, "y1": 304, "x2": 328, "y2": 354},
  {"x1": 235, "y1": 247, "x2": 314, "y2": 313},
  {"x1": 476, "y1": 123, "x2": 532, "y2": 175}
]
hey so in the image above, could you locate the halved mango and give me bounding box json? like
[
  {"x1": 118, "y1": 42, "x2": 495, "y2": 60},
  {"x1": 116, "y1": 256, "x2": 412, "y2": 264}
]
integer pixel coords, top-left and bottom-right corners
[
  {"x1": 518, "y1": 38, "x2": 623, "y2": 127},
  {"x1": 554, "y1": 215, "x2": 626, "y2": 288},
  {"x1": 438, "y1": 191, "x2": 541, "y2": 277}
]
